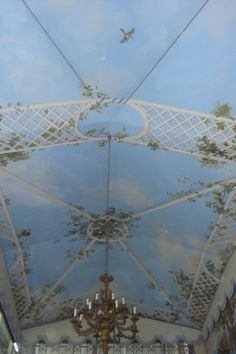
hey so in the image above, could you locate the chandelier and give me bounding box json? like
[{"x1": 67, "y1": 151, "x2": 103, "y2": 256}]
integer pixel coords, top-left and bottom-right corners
[
  {"x1": 71, "y1": 273, "x2": 139, "y2": 353},
  {"x1": 71, "y1": 137, "x2": 139, "y2": 354}
]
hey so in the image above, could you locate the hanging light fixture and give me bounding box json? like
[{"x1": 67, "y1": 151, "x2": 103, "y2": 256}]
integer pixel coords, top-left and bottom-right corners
[
  {"x1": 71, "y1": 273, "x2": 139, "y2": 353},
  {"x1": 71, "y1": 136, "x2": 139, "y2": 354}
]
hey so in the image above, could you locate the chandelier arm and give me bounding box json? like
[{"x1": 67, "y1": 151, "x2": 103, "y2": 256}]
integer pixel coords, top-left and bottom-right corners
[
  {"x1": 116, "y1": 324, "x2": 135, "y2": 332},
  {"x1": 116, "y1": 327, "x2": 135, "y2": 341},
  {"x1": 115, "y1": 318, "x2": 128, "y2": 326},
  {"x1": 75, "y1": 328, "x2": 93, "y2": 336},
  {"x1": 84, "y1": 316, "x2": 97, "y2": 330},
  {"x1": 70, "y1": 320, "x2": 93, "y2": 337}
]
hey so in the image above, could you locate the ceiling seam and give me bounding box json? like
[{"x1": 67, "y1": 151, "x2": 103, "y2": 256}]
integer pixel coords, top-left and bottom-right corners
[
  {"x1": 123, "y1": 0, "x2": 211, "y2": 104},
  {"x1": 19, "y1": 0, "x2": 85, "y2": 85}
]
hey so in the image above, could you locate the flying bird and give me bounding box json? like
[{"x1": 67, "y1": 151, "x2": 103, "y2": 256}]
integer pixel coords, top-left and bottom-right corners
[{"x1": 120, "y1": 28, "x2": 135, "y2": 43}]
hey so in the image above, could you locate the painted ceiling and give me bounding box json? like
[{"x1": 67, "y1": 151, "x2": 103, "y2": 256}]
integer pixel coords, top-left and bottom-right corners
[{"x1": 0, "y1": 0, "x2": 236, "y2": 333}]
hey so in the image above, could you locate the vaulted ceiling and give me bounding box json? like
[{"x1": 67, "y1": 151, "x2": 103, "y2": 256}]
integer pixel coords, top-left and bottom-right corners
[{"x1": 0, "y1": 0, "x2": 236, "y2": 334}]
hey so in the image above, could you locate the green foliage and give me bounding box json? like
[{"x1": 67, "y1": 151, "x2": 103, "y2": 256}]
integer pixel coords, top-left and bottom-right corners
[
  {"x1": 89, "y1": 101, "x2": 103, "y2": 112},
  {"x1": 200, "y1": 157, "x2": 225, "y2": 168},
  {"x1": 197, "y1": 135, "x2": 229, "y2": 158},
  {"x1": 203, "y1": 244, "x2": 236, "y2": 285},
  {"x1": 219, "y1": 243, "x2": 236, "y2": 271},
  {"x1": 0, "y1": 151, "x2": 29, "y2": 167},
  {"x1": 66, "y1": 211, "x2": 89, "y2": 240},
  {"x1": 216, "y1": 121, "x2": 225, "y2": 131},
  {"x1": 146, "y1": 282, "x2": 155, "y2": 289},
  {"x1": 218, "y1": 335, "x2": 231, "y2": 354},
  {"x1": 169, "y1": 267, "x2": 209, "y2": 325},
  {"x1": 65, "y1": 247, "x2": 96, "y2": 264},
  {"x1": 195, "y1": 101, "x2": 236, "y2": 166},
  {"x1": 169, "y1": 268, "x2": 194, "y2": 300},
  {"x1": 17, "y1": 229, "x2": 31, "y2": 239},
  {"x1": 166, "y1": 188, "x2": 200, "y2": 202},
  {"x1": 146, "y1": 138, "x2": 160, "y2": 151},
  {"x1": 215, "y1": 292, "x2": 236, "y2": 350},
  {"x1": 85, "y1": 128, "x2": 97, "y2": 137},
  {"x1": 41, "y1": 126, "x2": 63, "y2": 141},
  {"x1": 205, "y1": 184, "x2": 236, "y2": 216},
  {"x1": 4, "y1": 197, "x2": 10, "y2": 206},
  {"x1": 0, "y1": 133, "x2": 29, "y2": 167},
  {"x1": 81, "y1": 83, "x2": 93, "y2": 98},
  {"x1": 78, "y1": 111, "x2": 88, "y2": 121},
  {"x1": 98, "y1": 140, "x2": 108, "y2": 147},
  {"x1": 113, "y1": 127, "x2": 128, "y2": 141},
  {"x1": 212, "y1": 101, "x2": 232, "y2": 118},
  {"x1": 83, "y1": 127, "x2": 129, "y2": 145},
  {"x1": 15, "y1": 229, "x2": 32, "y2": 275},
  {"x1": 106, "y1": 207, "x2": 138, "y2": 228},
  {"x1": 62, "y1": 206, "x2": 137, "y2": 264},
  {"x1": 24, "y1": 284, "x2": 65, "y2": 323},
  {"x1": 80, "y1": 83, "x2": 111, "y2": 119},
  {"x1": 166, "y1": 179, "x2": 236, "y2": 219},
  {"x1": 81, "y1": 83, "x2": 110, "y2": 100},
  {"x1": 68, "y1": 118, "x2": 76, "y2": 128}
]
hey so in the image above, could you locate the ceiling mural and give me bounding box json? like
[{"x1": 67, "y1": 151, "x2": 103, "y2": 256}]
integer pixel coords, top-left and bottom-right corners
[{"x1": 0, "y1": 0, "x2": 236, "y2": 338}]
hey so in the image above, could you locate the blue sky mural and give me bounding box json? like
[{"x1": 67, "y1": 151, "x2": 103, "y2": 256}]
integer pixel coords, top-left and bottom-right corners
[
  {"x1": 1, "y1": 0, "x2": 236, "y2": 111},
  {"x1": 0, "y1": 0, "x2": 236, "y2": 332}
]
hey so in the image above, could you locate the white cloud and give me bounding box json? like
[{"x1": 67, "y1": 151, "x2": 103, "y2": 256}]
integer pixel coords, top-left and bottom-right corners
[
  {"x1": 150, "y1": 223, "x2": 205, "y2": 251},
  {"x1": 132, "y1": 0, "x2": 194, "y2": 60},
  {"x1": 156, "y1": 238, "x2": 202, "y2": 273},
  {"x1": 41, "y1": 0, "x2": 128, "y2": 54},
  {"x1": 179, "y1": 0, "x2": 236, "y2": 45},
  {"x1": 88, "y1": 65, "x2": 138, "y2": 96},
  {"x1": 200, "y1": 0, "x2": 236, "y2": 42},
  {"x1": 0, "y1": 173, "x2": 55, "y2": 207},
  {"x1": 0, "y1": 32, "x2": 70, "y2": 104},
  {"x1": 0, "y1": 0, "x2": 81, "y2": 105},
  {"x1": 110, "y1": 178, "x2": 152, "y2": 208}
]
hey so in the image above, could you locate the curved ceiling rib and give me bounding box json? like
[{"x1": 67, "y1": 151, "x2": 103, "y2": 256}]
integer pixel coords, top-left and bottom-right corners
[
  {"x1": 124, "y1": 176, "x2": 236, "y2": 220},
  {"x1": 0, "y1": 168, "x2": 95, "y2": 221},
  {"x1": 0, "y1": 188, "x2": 31, "y2": 316},
  {"x1": 19, "y1": 239, "x2": 96, "y2": 319},
  {"x1": 187, "y1": 190, "x2": 236, "y2": 324},
  {"x1": 118, "y1": 240, "x2": 173, "y2": 306}
]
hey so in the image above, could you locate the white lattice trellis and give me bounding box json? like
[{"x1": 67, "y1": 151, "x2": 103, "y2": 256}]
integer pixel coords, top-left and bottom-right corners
[
  {"x1": 127, "y1": 100, "x2": 236, "y2": 162},
  {"x1": 1, "y1": 99, "x2": 236, "y2": 162},
  {"x1": 0, "y1": 101, "x2": 89, "y2": 153},
  {"x1": 187, "y1": 190, "x2": 236, "y2": 323}
]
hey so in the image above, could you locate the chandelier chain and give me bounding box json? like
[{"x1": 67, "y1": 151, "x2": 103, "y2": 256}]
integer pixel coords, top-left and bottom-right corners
[{"x1": 72, "y1": 134, "x2": 139, "y2": 353}]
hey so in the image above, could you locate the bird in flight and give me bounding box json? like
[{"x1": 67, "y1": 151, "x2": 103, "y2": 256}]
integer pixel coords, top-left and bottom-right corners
[{"x1": 120, "y1": 28, "x2": 135, "y2": 43}]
